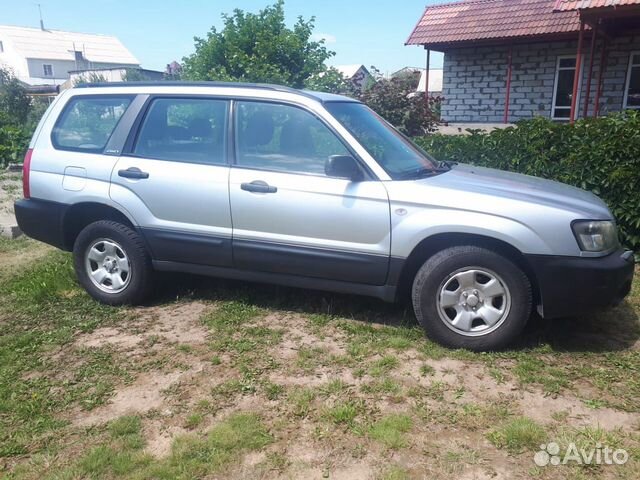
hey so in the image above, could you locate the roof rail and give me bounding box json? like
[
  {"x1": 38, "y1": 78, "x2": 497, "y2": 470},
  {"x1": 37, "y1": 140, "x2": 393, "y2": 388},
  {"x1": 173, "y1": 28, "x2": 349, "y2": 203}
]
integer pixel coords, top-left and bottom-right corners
[
  {"x1": 71, "y1": 80, "x2": 358, "y2": 104},
  {"x1": 74, "y1": 80, "x2": 314, "y2": 96}
]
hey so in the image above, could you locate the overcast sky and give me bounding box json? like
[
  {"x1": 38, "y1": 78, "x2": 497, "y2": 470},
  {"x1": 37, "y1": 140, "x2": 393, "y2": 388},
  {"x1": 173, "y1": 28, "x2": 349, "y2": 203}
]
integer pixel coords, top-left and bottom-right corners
[{"x1": 1, "y1": 0, "x2": 445, "y2": 74}]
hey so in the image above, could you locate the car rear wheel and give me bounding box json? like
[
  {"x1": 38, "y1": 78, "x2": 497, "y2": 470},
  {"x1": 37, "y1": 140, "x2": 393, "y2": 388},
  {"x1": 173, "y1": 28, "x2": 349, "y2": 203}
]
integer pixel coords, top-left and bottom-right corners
[
  {"x1": 412, "y1": 245, "x2": 532, "y2": 351},
  {"x1": 73, "y1": 220, "x2": 153, "y2": 305}
]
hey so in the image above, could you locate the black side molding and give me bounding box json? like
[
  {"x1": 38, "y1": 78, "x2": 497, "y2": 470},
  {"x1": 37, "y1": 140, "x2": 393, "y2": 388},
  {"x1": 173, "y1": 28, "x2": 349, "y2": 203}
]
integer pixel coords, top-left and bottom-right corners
[
  {"x1": 153, "y1": 260, "x2": 398, "y2": 302},
  {"x1": 140, "y1": 228, "x2": 233, "y2": 267},
  {"x1": 233, "y1": 239, "x2": 390, "y2": 286}
]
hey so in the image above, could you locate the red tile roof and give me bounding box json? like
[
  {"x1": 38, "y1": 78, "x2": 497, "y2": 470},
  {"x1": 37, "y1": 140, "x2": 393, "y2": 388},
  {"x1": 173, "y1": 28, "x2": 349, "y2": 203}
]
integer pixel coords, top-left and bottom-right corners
[
  {"x1": 554, "y1": 0, "x2": 640, "y2": 11},
  {"x1": 406, "y1": 0, "x2": 583, "y2": 47}
]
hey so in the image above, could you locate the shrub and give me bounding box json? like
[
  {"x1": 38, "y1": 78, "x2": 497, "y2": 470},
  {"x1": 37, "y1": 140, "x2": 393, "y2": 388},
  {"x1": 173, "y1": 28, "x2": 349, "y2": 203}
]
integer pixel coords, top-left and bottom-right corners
[
  {"x1": 0, "y1": 123, "x2": 30, "y2": 165},
  {"x1": 415, "y1": 112, "x2": 640, "y2": 252},
  {"x1": 1, "y1": 67, "x2": 42, "y2": 167},
  {"x1": 356, "y1": 69, "x2": 439, "y2": 136}
]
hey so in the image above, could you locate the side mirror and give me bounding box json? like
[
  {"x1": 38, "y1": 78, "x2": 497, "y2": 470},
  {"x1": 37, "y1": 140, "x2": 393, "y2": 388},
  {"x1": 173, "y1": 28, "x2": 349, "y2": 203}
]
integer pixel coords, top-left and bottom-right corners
[{"x1": 325, "y1": 155, "x2": 364, "y2": 181}]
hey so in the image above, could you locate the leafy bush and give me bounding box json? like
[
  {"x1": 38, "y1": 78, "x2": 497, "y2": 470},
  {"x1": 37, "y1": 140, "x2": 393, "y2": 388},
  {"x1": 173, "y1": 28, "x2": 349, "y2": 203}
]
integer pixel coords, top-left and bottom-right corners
[
  {"x1": 1, "y1": 67, "x2": 40, "y2": 167},
  {"x1": 415, "y1": 112, "x2": 640, "y2": 252},
  {"x1": 0, "y1": 124, "x2": 30, "y2": 165},
  {"x1": 356, "y1": 69, "x2": 439, "y2": 136}
]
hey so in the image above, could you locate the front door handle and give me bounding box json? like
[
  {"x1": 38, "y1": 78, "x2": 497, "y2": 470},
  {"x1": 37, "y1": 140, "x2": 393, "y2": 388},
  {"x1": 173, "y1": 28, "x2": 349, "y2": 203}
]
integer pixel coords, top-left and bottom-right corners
[
  {"x1": 241, "y1": 180, "x2": 277, "y2": 194},
  {"x1": 118, "y1": 167, "x2": 149, "y2": 180}
]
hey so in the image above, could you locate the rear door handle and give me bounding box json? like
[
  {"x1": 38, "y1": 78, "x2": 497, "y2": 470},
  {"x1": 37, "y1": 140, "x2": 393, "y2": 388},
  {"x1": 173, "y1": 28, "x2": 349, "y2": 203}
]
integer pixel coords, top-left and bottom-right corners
[
  {"x1": 241, "y1": 180, "x2": 277, "y2": 194},
  {"x1": 118, "y1": 167, "x2": 149, "y2": 180}
]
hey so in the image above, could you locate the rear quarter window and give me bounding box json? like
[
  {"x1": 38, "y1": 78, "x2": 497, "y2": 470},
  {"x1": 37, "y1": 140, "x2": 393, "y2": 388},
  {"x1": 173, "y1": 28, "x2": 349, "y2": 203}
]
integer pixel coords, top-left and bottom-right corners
[{"x1": 52, "y1": 96, "x2": 133, "y2": 152}]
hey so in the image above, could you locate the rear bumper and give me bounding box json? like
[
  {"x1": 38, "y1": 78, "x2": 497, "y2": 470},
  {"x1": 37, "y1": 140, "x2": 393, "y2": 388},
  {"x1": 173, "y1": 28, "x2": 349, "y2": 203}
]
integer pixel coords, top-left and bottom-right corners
[
  {"x1": 526, "y1": 249, "x2": 635, "y2": 319},
  {"x1": 14, "y1": 198, "x2": 69, "y2": 250}
]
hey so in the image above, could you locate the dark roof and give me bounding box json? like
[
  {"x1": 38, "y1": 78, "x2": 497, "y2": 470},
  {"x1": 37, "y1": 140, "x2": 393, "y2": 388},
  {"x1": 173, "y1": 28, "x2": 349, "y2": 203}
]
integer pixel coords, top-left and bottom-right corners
[
  {"x1": 406, "y1": 0, "x2": 583, "y2": 48},
  {"x1": 554, "y1": 0, "x2": 640, "y2": 10}
]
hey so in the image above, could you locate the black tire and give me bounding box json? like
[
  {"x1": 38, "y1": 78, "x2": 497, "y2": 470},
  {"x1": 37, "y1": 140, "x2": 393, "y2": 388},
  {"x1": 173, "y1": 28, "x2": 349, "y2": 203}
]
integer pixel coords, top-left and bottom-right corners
[
  {"x1": 73, "y1": 220, "x2": 153, "y2": 305},
  {"x1": 412, "y1": 245, "x2": 532, "y2": 351}
]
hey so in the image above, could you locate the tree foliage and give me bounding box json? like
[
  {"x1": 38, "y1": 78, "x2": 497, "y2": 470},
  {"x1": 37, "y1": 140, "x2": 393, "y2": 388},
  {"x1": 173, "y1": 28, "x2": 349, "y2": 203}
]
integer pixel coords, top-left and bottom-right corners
[
  {"x1": 0, "y1": 68, "x2": 30, "y2": 126},
  {"x1": 182, "y1": 0, "x2": 335, "y2": 88},
  {"x1": 355, "y1": 68, "x2": 439, "y2": 136},
  {"x1": 0, "y1": 68, "x2": 52, "y2": 166}
]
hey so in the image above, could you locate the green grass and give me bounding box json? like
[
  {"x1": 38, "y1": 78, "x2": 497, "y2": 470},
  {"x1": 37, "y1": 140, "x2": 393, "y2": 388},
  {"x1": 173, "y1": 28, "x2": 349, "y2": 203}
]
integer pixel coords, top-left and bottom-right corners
[
  {"x1": 324, "y1": 399, "x2": 366, "y2": 428},
  {"x1": 513, "y1": 356, "x2": 570, "y2": 395},
  {"x1": 381, "y1": 465, "x2": 411, "y2": 480},
  {"x1": 0, "y1": 252, "x2": 129, "y2": 457},
  {"x1": 487, "y1": 417, "x2": 547, "y2": 454},
  {"x1": 368, "y1": 414, "x2": 413, "y2": 449},
  {"x1": 41, "y1": 412, "x2": 270, "y2": 479},
  {"x1": 369, "y1": 355, "x2": 400, "y2": 377},
  {"x1": 1, "y1": 244, "x2": 639, "y2": 478},
  {"x1": 288, "y1": 387, "x2": 316, "y2": 418},
  {"x1": 0, "y1": 235, "x2": 33, "y2": 254},
  {"x1": 360, "y1": 377, "x2": 402, "y2": 396},
  {"x1": 184, "y1": 413, "x2": 205, "y2": 430}
]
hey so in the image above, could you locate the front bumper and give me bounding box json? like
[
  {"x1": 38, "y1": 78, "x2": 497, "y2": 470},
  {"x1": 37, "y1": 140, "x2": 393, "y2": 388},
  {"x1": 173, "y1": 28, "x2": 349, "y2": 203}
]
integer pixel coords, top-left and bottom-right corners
[{"x1": 525, "y1": 249, "x2": 635, "y2": 319}]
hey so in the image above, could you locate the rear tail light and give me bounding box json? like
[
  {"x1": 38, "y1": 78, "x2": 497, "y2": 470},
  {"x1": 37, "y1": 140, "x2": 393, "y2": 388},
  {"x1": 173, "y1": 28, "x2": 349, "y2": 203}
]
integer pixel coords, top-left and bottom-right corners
[{"x1": 23, "y1": 148, "x2": 33, "y2": 199}]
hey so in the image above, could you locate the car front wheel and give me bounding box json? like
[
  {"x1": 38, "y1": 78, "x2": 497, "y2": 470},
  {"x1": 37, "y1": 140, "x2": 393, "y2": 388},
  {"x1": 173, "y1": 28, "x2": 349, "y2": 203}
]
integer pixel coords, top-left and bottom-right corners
[
  {"x1": 73, "y1": 220, "x2": 153, "y2": 305},
  {"x1": 412, "y1": 245, "x2": 532, "y2": 351}
]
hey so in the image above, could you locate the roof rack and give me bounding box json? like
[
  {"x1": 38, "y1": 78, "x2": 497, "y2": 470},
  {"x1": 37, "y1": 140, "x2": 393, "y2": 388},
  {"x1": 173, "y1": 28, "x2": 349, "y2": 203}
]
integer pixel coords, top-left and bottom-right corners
[
  {"x1": 75, "y1": 80, "x2": 309, "y2": 95},
  {"x1": 72, "y1": 80, "x2": 356, "y2": 104}
]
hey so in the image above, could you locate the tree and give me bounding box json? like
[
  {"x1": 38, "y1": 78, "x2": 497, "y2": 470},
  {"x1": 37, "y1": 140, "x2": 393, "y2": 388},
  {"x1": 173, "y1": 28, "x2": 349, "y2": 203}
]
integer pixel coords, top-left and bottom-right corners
[
  {"x1": 304, "y1": 67, "x2": 354, "y2": 95},
  {"x1": 0, "y1": 67, "x2": 30, "y2": 126},
  {"x1": 182, "y1": 0, "x2": 335, "y2": 88},
  {"x1": 0, "y1": 68, "x2": 32, "y2": 165},
  {"x1": 355, "y1": 67, "x2": 439, "y2": 136}
]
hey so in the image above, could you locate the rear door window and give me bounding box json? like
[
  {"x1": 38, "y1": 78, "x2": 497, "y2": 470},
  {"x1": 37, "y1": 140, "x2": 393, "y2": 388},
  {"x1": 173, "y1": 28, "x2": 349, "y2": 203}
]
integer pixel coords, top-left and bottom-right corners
[
  {"x1": 133, "y1": 97, "x2": 229, "y2": 165},
  {"x1": 52, "y1": 96, "x2": 132, "y2": 152}
]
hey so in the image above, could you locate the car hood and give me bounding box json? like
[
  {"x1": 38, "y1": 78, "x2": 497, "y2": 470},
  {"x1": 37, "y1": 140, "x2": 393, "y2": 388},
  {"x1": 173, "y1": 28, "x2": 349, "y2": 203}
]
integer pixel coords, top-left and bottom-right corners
[{"x1": 401, "y1": 163, "x2": 612, "y2": 219}]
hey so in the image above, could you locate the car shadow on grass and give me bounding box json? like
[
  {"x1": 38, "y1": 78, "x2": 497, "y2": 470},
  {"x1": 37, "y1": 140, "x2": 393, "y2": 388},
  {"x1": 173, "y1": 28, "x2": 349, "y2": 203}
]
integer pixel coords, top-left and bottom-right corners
[
  {"x1": 151, "y1": 272, "x2": 640, "y2": 354},
  {"x1": 517, "y1": 302, "x2": 640, "y2": 352}
]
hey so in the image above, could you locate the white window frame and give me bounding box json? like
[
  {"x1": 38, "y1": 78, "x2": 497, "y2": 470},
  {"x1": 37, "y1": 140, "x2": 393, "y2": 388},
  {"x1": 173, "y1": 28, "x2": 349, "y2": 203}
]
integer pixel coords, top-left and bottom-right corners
[
  {"x1": 623, "y1": 51, "x2": 640, "y2": 110},
  {"x1": 42, "y1": 63, "x2": 54, "y2": 77},
  {"x1": 551, "y1": 55, "x2": 583, "y2": 121}
]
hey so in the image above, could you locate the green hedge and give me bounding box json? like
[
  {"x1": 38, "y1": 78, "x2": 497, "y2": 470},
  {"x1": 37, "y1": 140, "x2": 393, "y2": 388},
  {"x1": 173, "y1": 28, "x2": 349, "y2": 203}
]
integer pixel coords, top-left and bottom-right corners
[
  {"x1": 0, "y1": 123, "x2": 30, "y2": 167},
  {"x1": 415, "y1": 112, "x2": 640, "y2": 253}
]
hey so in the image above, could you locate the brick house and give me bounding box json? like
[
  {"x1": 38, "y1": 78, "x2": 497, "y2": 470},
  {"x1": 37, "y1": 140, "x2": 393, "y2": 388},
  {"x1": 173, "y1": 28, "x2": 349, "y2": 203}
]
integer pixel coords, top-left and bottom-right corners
[{"x1": 406, "y1": 0, "x2": 640, "y2": 124}]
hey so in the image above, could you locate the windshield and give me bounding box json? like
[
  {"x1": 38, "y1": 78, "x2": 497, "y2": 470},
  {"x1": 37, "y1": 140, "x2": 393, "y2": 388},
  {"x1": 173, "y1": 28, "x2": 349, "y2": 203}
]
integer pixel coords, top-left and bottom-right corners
[{"x1": 325, "y1": 102, "x2": 439, "y2": 179}]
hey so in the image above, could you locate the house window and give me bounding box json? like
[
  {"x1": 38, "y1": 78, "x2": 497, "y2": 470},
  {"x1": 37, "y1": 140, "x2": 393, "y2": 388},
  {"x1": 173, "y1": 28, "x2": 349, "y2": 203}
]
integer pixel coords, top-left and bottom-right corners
[
  {"x1": 43, "y1": 64, "x2": 53, "y2": 77},
  {"x1": 552, "y1": 56, "x2": 582, "y2": 120},
  {"x1": 624, "y1": 52, "x2": 640, "y2": 110}
]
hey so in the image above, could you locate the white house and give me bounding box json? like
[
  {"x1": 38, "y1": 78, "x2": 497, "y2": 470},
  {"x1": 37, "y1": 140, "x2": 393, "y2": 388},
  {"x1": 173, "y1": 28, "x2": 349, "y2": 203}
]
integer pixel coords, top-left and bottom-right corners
[
  {"x1": 391, "y1": 66, "x2": 443, "y2": 96},
  {"x1": 0, "y1": 25, "x2": 139, "y2": 86},
  {"x1": 335, "y1": 64, "x2": 373, "y2": 91},
  {"x1": 416, "y1": 68, "x2": 443, "y2": 96}
]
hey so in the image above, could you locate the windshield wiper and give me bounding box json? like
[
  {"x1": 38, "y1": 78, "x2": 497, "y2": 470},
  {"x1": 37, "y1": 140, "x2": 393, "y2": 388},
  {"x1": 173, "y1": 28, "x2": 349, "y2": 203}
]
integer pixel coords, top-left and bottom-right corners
[
  {"x1": 437, "y1": 160, "x2": 457, "y2": 169},
  {"x1": 396, "y1": 166, "x2": 450, "y2": 180}
]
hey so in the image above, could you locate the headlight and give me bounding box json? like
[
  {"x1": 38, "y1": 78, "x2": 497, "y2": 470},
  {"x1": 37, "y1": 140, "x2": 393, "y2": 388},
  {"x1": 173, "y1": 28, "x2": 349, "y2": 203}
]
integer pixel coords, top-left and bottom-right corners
[{"x1": 572, "y1": 220, "x2": 619, "y2": 252}]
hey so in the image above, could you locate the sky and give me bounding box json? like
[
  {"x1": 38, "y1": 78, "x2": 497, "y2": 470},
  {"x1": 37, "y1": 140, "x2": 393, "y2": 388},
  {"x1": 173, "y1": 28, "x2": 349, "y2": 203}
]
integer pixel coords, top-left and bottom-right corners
[{"x1": 0, "y1": 0, "x2": 445, "y2": 75}]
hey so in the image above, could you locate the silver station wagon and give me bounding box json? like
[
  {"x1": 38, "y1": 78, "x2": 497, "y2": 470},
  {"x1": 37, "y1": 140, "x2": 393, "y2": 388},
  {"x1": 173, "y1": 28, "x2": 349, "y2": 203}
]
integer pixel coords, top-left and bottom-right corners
[{"x1": 15, "y1": 82, "x2": 635, "y2": 351}]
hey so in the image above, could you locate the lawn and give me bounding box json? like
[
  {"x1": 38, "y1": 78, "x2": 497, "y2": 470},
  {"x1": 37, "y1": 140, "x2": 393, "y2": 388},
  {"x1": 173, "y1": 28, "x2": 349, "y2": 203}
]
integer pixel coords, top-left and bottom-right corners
[{"x1": 0, "y1": 237, "x2": 638, "y2": 479}]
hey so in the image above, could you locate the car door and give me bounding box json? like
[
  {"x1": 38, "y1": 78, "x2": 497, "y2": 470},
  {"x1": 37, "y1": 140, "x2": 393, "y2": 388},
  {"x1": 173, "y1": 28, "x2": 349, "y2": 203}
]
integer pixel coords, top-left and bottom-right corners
[
  {"x1": 110, "y1": 96, "x2": 233, "y2": 267},
  {"x1": 229, "y1": 100, "x2": 391, "y2": 285}
]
